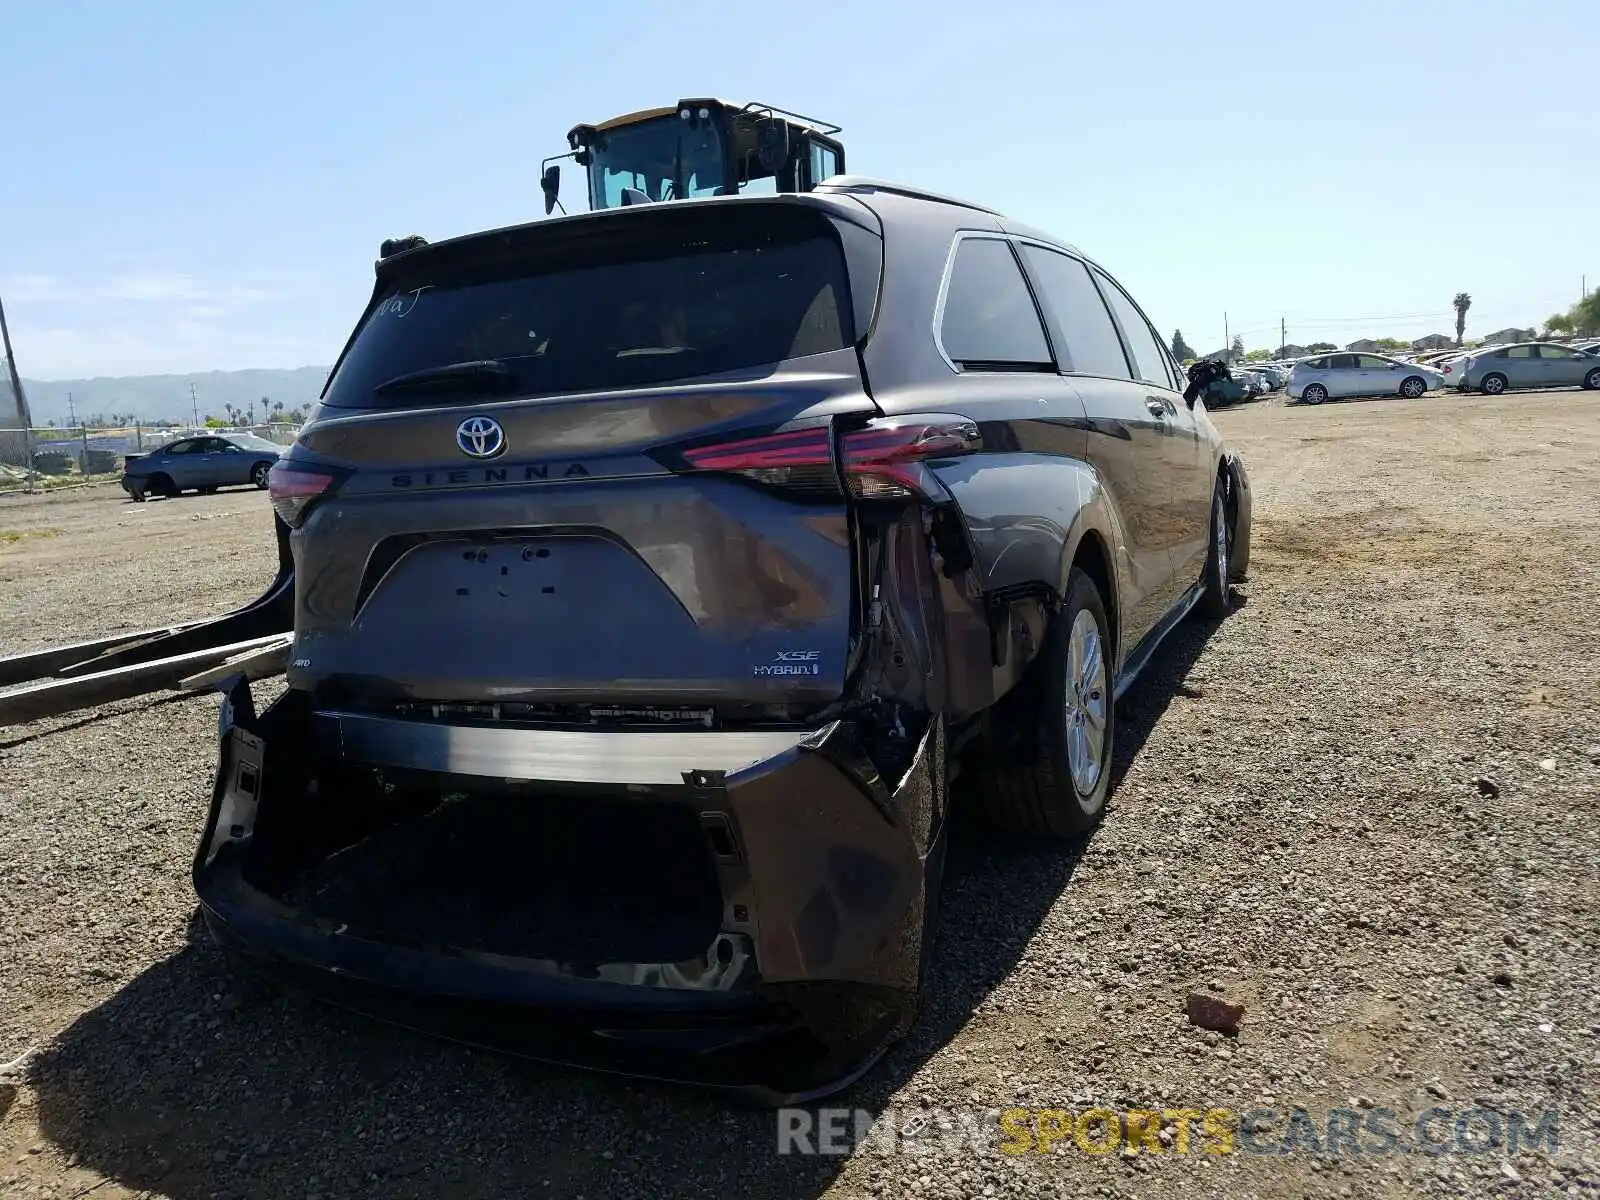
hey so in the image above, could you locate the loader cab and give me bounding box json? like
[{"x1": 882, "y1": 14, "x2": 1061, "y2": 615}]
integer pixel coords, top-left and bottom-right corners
[{"x1": 540, "y1": 99, "x2": 845, "y2": 215}]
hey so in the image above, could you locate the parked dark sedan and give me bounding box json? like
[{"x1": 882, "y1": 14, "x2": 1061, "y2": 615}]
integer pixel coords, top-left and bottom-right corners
[
  {"x1": 199, "y1": 179, "x2": 1252, "y2": 1103},
  {"x1": 122, "y1": 433, "x2": 283, "y2": 501}
]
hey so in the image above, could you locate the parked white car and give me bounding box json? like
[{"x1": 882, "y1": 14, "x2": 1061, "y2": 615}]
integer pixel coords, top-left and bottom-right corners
[{"x1": 1288, "y1": 352, "x2": 1446, "y2": 404}]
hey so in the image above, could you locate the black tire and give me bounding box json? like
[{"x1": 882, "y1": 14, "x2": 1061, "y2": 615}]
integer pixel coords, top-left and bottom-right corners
[
  {"x1": 1197, "y1": 474, "x2": 1233, "y2": 619},
  {"x1": 1301, "y1": 383, "x2": 1328, "y2": 405},
  {"x1": 250, "y1": 461, "x2": 273, "y2": 488},
  {"x1": 976, "y1": 567, "x2": 1113, "y2": 839},
  {"x1": 1583, "y1": 366, "x2": 1600, "y2": 391},
  {"x1": 1481, "y1": 373, "x2": 1508, "y2": 396},
  {"x1": 148, "y1": 473, "x2": 179, "y2": 498},
  {"x1": 127, "y1": 484, "x2": 147, "y2": 503},
  {"x1": 1399, "y1": 375, "x2": 1427, "y2": 399}
]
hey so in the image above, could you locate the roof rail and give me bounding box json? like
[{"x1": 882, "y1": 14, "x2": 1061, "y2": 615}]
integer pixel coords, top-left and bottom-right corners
[{"x1": 813, "y1": 175, "x2": 1004, "y2": 216}]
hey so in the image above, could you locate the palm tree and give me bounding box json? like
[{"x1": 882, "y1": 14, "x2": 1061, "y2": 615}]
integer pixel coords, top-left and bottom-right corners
[{"x1": 1453, "y1": 293, "x2": 1473, "y2": 347}]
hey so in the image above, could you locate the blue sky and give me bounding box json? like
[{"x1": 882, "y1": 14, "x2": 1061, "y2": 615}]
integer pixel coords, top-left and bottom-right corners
[{"x1": 3, "y1": 0, "x2": 1594, "y2": 379}]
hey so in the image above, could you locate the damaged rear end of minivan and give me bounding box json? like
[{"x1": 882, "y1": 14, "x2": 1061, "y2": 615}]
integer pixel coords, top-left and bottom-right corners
[{"x1": 194, "y1": 194, "x2": 991, "y2": 1102}]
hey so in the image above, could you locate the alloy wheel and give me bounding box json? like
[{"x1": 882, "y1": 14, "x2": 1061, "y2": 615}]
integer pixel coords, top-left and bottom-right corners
[
  {"x1": 1064, "y1": 608, "x2": 1109, "y2": 795},
  {"x1": 1214, "y1": 491, "x2": 1230, "y2": 585}
]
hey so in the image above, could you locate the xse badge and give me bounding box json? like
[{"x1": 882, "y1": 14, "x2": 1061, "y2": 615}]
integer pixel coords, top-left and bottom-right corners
[{"x1": 753, "y1": 649, "x2": 822, "y2": 677}]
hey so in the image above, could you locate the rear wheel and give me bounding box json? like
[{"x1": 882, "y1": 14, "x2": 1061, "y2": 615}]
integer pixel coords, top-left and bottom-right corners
[
  {"x1": 251, "y1": 461, "x2": 273, "y2": 488},
  {"x1": 1583, "y1": 366, "x2": 1600, "y2": 391},
  {"x1": 976, "y1": 567, "x2": 1113, "y2": 839},
  {"x1": 1399, "y1": 375, "x2": 1427, "y2": 399},
  {"x1": 1301, "y1": 383, "x2": 1328, "y2": 405},
  {"x1": 148, "y1": 473, "x2": 179, "y2": 498},
  {"x1": 1481, "y1": 373, "x2": 1508, "y2": 395},
  {"x1": 1197, "y1": 475, "x2": 1233, "y2": 619}
]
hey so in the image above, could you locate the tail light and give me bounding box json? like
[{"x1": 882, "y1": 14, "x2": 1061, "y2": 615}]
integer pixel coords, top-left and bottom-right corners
[
  {"x1": 673, "y1": 414, "x2": 980, "y2": 502},
  {"x1": 840, "y1": 415, "x2": 981, "y2": 500},
  {"x1": 267, "y1": 462, "x2": 337, "y2": 527},
  {"x1": 679, "y1": 427, "x2": 838, "y2": 497}
]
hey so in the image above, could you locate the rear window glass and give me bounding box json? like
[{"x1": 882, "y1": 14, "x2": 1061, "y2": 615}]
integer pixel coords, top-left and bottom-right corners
[{"x1": 323, "y1": 214, "x2": 855, "y2": 408}]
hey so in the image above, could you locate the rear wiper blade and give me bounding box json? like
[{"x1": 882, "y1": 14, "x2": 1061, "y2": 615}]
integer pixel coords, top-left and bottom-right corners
[{"x1": 372, "y1": 359, "x2": 517, "y2": 394}]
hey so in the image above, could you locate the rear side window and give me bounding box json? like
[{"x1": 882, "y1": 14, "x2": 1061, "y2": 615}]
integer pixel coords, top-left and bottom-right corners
[
  {"x1": 1018, "y1": 246, "x2": 1130, "y2": 380},
  {"x1": 1303, "y1": 358, "x2": 1329, "y2": 370},
  {"x1": 323, "y1": 210, "x2": 856, "y2": 409},
  {"x1": 1094, "y1": 270, "x2": 1175, "y2": 390},
  {"x1": 938, "y1": 237, "x2": 1053, "y2": 369}
]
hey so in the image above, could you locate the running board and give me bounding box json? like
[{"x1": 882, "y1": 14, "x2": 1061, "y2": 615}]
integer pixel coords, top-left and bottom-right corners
[
  {"x1": 0, "y1": 633, "x2": 294, "y2": 728},
  {"x1": 0, "y1": 622, "x2": 208, "y2": 688}
]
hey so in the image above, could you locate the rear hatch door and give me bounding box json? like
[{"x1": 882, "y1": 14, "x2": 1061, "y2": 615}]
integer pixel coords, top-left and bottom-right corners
[{"x1": 284, "y1": 197, "x2": 885, "y2": 717}]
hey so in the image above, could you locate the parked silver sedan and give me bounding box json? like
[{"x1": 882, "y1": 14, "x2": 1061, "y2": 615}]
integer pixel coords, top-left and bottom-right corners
[
  {"x1": 1453, "y1": 342, "x2": 1600, "y2": 395},
  {"x1": 1288, "y1": 352, "x2": 1445, "y2": 404},
  {"x1": 122, "y1": 433, "x2": 285, "y2": 501}
]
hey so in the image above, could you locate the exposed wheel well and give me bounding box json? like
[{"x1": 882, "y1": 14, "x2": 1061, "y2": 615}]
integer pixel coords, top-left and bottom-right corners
[{"x1": 1071, "y1": 531, "x2": 1116, "y2": 669}]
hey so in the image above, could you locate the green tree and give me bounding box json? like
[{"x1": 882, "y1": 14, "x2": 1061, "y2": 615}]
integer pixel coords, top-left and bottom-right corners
[
  {"x1": 1170, "y1": 330, "x2": 1196, "y2": 361},
  {"x1": 1545, "y1": 292, "x2": 1600, "y2": 337},
  {"x1": 1375, "y1": 337, "x2": 1409, "y2": 351},
  {"x1": 1245, "y1": 348, "x2": 1273, "y2": 362},
  {"x1": 1453, "y1": 292, "x2": 1473, "y2": 347},
  {"x1": 1307, "y1": 342, "x2": 1337, "y2": 352},
  {"x1": 1229, "y1": 334, "x2": 1245, "y2": 361}
]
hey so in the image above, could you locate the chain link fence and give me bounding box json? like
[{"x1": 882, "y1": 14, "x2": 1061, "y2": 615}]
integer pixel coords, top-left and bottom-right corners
[{"x1": 0, "y1": 423, "x2": 300, "y2": 494}]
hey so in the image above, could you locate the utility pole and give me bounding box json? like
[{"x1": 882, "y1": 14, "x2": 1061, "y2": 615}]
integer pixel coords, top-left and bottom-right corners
[
  {"x1": 66, "y1": 390, "x2": 77, "y2": 428},
  {"x1": 1280, "y1": 316, "x2": 1287, "y2": 359},
  {"x1": 189, "y1": 381, "x2": 201, "y2": 430},
  {"x1": 1224, "y1": 312, "x2": 1230, "y2": 360}
]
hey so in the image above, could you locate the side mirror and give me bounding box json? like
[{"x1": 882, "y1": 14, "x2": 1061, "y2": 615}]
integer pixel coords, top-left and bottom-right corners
[
  {"x1": 755, "y1": 117, "x2": 790, "y2": 174},
  {"x1": 540, "y1": 164, "x2": 561, "y2": 215}
]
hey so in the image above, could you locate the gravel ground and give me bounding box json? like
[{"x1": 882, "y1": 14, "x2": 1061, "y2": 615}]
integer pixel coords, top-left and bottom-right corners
[
  {"x1": 0, "y1": 482, "x2": 280, "y2": 654},
  {"x1": 1, "y1": 389, "x2": 1597, "y2": 1199}
]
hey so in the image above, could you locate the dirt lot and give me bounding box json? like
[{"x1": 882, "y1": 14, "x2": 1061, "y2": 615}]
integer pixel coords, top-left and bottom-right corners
[{"x1": 1, "y1": 390, "x2": 1597, "y2": 1199}]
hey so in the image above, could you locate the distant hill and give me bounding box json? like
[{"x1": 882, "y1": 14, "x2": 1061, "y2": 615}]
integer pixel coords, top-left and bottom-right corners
[{"x1": 14, "y1": 366, "x2": 332, "y2": 428}]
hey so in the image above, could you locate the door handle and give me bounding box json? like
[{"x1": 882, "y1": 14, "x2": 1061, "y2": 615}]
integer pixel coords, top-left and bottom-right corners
[{"x1": 1145, "y1": 398, "x2": 1168, "y2": 417}]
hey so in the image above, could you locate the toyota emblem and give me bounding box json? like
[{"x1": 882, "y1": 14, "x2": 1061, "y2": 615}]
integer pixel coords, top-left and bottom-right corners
[{"x1": 455, "y1": 415, "x2": 506, "y2": 459}]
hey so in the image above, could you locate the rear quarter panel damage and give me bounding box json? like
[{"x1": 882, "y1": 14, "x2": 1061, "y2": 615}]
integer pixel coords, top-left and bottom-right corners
[{"x1": 927, "y1": 450, "x2": 1129, "y2": 710}]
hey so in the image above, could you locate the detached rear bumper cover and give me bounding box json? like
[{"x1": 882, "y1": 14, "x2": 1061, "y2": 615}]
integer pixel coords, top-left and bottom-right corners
[{"x1": 193, "y1": 680, "x2": 944, "y2": 1103}]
